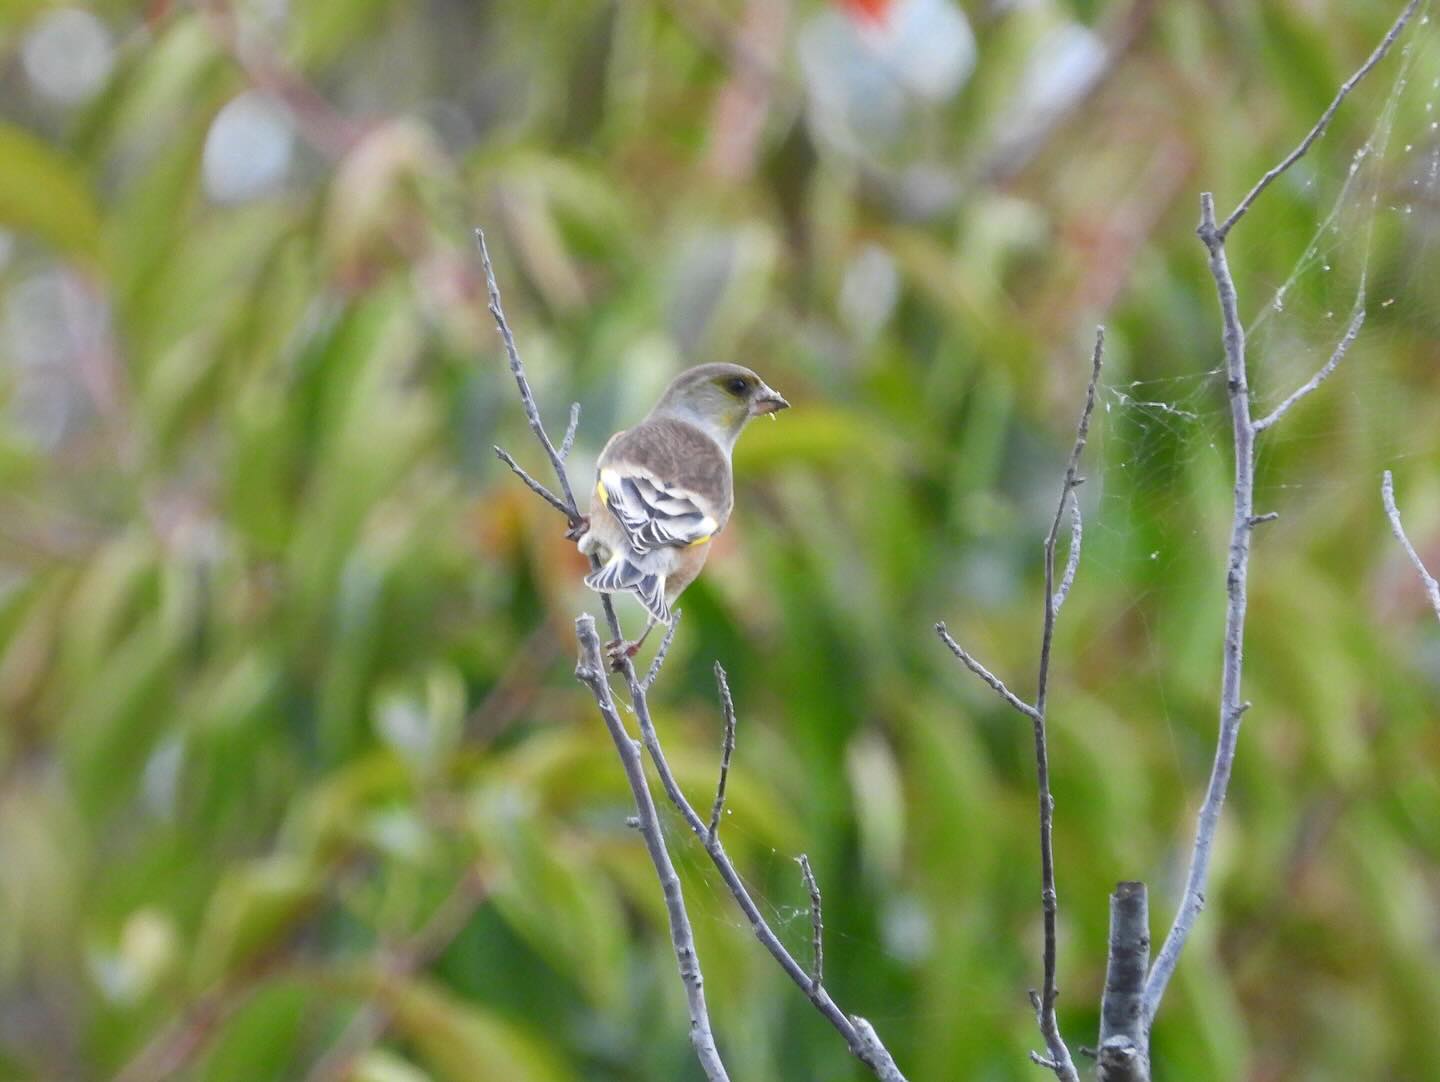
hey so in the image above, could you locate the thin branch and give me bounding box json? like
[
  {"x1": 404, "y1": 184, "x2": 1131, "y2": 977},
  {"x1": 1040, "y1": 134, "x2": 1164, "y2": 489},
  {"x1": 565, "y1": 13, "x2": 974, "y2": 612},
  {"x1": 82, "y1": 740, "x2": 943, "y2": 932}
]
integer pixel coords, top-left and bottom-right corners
[
  {"x1": 1382, "y1": 471, "x2": 1440, "y2": 621},
  {"x1": 1148, "y1": 3, "x2": 1415, "y2": 1004},
  {"x1": 493, "y1": 445, "x2": 571, "y2": 517},
  {"x1": 937, "y1": 330, "x2": 1102, "y2": 1082},
  {"x1": 575, "y1": 617, "x2": 729, "y2": 1082},
  {"x1": 1022, "y1": 325, "x2": 1105, "y2": 1082},
  {"x1": 560, "y1": 402, "x2": 581, "y2": 460},
  {"x1": 641, "y1": 610, "x2": 684, "y2": 692},
  {"x1": 934, "y1": 623, "x2": 1040, "y2": 722},
  {"x1": 475, "y1": 229, "x2": 582, "y2": 527},
  {"x1": 707, "y1": 662, "x2": 737, "y2": 844},
  {"x1": 479, "y1": 230, "x2": 906, "y2": 1080},
  {"x1": 1253, "y1": 302, "x2": 1366, "y2": 432},
  {"x1": 621, "y1": 659, "x2": 908, "y2": 1080},
  {"x1": 1146, "y1": 191, "x2": 1259, "y2": 1020},
  {"x1": 796, "y1": 854, "x2": 824, "y2": 993},
  {"x1": 1052, "y1": 496, "x2": 1083, "y2": 614},
  {"x1": 1217, "y1": 0, "x2": 1422, "y2": 238},
  {"x1": 479, "y1": 231, "x2": 725, "y2": 1080},
  {"x1": 1097, "y1": 882, "x2": 1150, "y2": 1082}
]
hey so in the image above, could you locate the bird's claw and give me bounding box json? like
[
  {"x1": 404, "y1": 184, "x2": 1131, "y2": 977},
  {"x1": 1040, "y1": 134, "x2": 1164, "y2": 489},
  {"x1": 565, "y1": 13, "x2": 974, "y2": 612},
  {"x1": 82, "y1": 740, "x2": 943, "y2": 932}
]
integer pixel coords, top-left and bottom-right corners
[
  {"x1": 605, "y1": 638, "x2": 640, "y2": 671},
  {"x1": 564, "y1": 515, "x2": 590, "y2": 542}
]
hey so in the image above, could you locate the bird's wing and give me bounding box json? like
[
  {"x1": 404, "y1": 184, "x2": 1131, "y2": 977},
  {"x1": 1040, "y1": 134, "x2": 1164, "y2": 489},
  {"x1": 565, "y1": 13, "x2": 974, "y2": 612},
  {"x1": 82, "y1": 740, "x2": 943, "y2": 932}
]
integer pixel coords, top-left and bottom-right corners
[
  {"x1": 595, "y1": 417, "x2": 732, "y2": 555},
  {"x1": 596, "y1": 467, "x2": 717, "y2": 555}
]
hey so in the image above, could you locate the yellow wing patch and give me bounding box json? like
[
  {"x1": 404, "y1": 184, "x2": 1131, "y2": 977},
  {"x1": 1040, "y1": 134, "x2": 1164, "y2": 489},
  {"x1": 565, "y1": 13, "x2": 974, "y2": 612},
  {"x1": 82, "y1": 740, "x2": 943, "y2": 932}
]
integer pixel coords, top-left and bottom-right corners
[
  {"x1": 686, "y1": 535, "x2": 712, "y2": 548},
  {"x1": 596, "y1": 479, "x2": 608, "y2": 506}
]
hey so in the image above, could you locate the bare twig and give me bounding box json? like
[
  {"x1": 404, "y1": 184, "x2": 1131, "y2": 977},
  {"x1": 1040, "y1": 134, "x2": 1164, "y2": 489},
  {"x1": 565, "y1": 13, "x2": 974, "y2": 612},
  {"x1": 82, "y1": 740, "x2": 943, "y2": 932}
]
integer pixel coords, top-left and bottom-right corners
[
  {"x1": 1147, "y1": 1, "x2": 1415, "y2": 1006},
  {"x1": 796, "y1": 854, "x2": 824, "y2": 993},
  {"x1": 1052, "y1": 498, "x2": 1084, "y2": 614},
  {"x1": 1097, "y1": 882, "x2": 1150, "y2": 1082},
  {"x1": 475, "y1": 229, "x2": 582, "y2": 529},
  {"x1": 934, "y1": 623, "x2": 1041, "y2": 721},
  {"x1": 559, "y1": 402, "x2": 581, "y2": 460},
  {"x1": 1145, "y1": 191, "x2": 1262, "y2": 1020},
  {"x1": 1217, "y1": 0, "x2": 1422, "y2": 239},
  {"x1": 1382, "y1": 471, "x2": 1440, "y2": 621},
  {"x1": 479, "y1": 230, "x2": 725, "y2": 1080},
  {"x1": 493, "y1": 445, "x2": 571, "y2": 517},
  {"x1": 707, "y1": 662, "x2": 738, "y2": 843},
  {"x1": 576, "y1": 617, "x2": 729, "y2": 1081},
  {"x1": 480, "y1": 230, "x2": 907, "y2": 1080},
  {"x1": 1253, "y1": 302, "x2": 1366, "y2": 432},
  {"x1": 935, "y1": 328, "x2": 1104, "y2": 1082},
  {"x1": 1025, "y1": 326, "x2": 1106, "y2": 1082},
  {"x1": 622, "y1": 657, "x2": 908, "y2": 1080},
  {"x1": 641, "y1": 610, "x2": 684, "y2": 692}
]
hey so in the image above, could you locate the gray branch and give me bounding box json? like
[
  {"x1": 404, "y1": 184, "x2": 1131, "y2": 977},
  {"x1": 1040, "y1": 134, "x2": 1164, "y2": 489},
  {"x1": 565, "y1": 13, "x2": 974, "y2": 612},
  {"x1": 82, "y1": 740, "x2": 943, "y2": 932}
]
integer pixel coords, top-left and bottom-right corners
[
  {"x1": 480, "y1": 228, "x2": 726, "y2": 1079},
  {"x1": 1382, "y1": 471, "x2": 1440, "y2": 621},
  {"x1": 934, "y1": 623, "x2": 1040, "y2": 722},
  {"x1": 796, "y1": 854, "x2": 824, "y2": 992},
  {"x1": 1052, "y1": 497, "x2": 1083, "y2": 615},
  {"x1": 1217, "y1": 0, "x2": 1422, "y2": 239},
  {"x1": 936, "y1": 327, "x2": 1104, "y2": 1082},
  {"x1": 576, "y1": 618, "x2": 729, "y2": 1080},
  {"x1": 707, "y1": 662, "x2": 737, "y2": 843},
  {"x1": 1097, "y1": 882, "x2": 1150, "y2": 1082},
  {"x1": 1024, "y1": 326, "x2": 1105, "y2": 1082},
  {"x1": 1146, "y1": 192, "x2": 1261, "y2": 1020},
  {"x1": 641, "y1": 610, "x2": 683, "y2": 692},
  {"x1": 1253, "y1": 302, "x2": 1365, "y2": 433},
  {"x1": 478, "y1": 227, "x2": 907, "y2": 1081},
  {"x1": 1146, "y1": 0, "x2": 1416, "y2": 1010},
  {"x1": 475, "y1": 229, "x2": 582, "y2": 527},
  {"x1": 559, "y1": 402, "x2": 581, "y2": 460},
  {"x1": 493, "y1": 445, "x2": 571, "y2": 518},
  {"x1": 622, "y1": 656, "x2": 908, "y2": 1080}
]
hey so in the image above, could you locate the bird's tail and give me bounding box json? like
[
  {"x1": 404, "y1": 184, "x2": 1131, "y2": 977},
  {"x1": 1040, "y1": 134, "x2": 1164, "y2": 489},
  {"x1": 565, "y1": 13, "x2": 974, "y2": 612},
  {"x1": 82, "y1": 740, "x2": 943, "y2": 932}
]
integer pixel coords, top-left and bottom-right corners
[{"x1": 585, "y1": 557, "x2": 671, "y2": 625}]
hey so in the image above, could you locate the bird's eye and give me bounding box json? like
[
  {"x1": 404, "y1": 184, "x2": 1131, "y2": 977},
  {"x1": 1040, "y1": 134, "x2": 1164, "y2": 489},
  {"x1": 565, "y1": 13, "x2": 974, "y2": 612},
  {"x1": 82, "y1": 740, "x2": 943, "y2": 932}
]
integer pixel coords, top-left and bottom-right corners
[{"x1": 725, "y1": 377, "x2": 749, "y2": 395}]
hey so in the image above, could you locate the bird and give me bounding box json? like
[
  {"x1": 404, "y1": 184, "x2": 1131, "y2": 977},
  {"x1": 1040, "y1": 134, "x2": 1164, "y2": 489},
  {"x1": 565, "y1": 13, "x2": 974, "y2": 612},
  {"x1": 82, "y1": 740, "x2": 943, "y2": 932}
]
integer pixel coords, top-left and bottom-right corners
[{"x1": 574, "y1": 363, "x2": 789, "y2": 663}]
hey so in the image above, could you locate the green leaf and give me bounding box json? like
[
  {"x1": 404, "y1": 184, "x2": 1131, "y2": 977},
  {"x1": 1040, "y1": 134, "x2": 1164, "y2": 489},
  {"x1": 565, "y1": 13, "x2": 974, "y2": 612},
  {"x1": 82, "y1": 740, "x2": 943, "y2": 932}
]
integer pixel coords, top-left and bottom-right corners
[
  {"x1": 191, "y1": 856, "x2": 321, "y2": 986},
  {"x1": 0, "y1": 123, "x2": 102, "y2": 258}
]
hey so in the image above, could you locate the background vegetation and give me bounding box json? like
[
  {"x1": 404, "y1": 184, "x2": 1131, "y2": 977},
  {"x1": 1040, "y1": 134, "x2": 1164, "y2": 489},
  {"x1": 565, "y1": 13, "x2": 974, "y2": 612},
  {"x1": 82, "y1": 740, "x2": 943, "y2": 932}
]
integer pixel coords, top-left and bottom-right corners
[{"x1": 2, "y1": 1, "x2": 1438, "y2": 1079}]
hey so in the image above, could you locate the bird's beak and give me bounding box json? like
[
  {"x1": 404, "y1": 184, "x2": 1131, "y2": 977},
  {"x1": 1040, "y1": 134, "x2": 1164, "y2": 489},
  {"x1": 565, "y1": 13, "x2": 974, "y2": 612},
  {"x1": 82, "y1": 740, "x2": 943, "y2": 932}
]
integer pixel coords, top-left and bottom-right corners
[{"x1": 750, "y1": 386, "x2": 789, "y2": 416}]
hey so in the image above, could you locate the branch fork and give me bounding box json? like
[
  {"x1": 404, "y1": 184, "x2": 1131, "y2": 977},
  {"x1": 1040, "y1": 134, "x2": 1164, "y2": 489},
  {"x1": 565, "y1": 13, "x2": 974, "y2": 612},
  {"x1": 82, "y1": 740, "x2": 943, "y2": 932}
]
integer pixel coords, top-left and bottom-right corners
[{"x1": 478, "y1": 229, "x2": 907, "y2": 1081}]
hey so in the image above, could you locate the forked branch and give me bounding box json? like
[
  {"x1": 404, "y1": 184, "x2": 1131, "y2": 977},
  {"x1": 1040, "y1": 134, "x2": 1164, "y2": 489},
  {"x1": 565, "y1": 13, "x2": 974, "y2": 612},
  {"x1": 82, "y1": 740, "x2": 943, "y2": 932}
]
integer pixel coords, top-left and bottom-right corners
[
  {"x1": 936, "y1": 326, "x2": 1105, "y2": 1082},
  {"x1": 576, "y1": 618, "x2": 728, "y2": 1080},
  {"x1": 478, "y1": 229, "x2": 726, "y2": 1080},
  {"x1": 478, "y1": 230, "x2": 907, "y2": 1081},
  {"x1": 1217, "y1": 0, "x2": 1422, "y2": 238},
  {"x1": 1148, "y1": 2, "x2": 1417, "y2": 1025}
]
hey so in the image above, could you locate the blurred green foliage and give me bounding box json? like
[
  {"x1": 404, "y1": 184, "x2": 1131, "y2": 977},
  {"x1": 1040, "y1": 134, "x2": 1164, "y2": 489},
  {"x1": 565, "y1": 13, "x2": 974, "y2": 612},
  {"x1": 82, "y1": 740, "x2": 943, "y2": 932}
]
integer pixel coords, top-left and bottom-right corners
[{"x1": 1, "y1": 1, "x2": 1439, "y2": 1079}]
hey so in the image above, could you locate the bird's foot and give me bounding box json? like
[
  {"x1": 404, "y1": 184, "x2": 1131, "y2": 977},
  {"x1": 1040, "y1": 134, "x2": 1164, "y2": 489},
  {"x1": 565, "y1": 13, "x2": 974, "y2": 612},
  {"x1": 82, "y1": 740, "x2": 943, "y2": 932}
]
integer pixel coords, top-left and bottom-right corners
[
  {"x1": 565, "y1": 515, "x2": 590, "y2": 542},
  {"x1": 605, "y1": 638, "x2": 641, "y2": 671}
]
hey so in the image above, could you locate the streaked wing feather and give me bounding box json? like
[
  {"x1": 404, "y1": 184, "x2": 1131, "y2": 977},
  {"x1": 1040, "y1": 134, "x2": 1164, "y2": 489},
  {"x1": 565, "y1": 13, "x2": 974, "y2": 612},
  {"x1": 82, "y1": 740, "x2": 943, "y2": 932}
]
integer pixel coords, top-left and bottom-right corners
[{"x1": 602, "y1": 469, "x2": 716, "y2": 553}]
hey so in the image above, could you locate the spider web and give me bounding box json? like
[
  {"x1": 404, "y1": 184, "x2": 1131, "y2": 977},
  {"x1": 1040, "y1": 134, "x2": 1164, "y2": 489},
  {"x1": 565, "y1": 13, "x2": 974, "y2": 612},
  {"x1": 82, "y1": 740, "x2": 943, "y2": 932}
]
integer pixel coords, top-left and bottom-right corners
[
  {"x1": 656, "y1": 4, "x2": 1440, "y2": 1043},
  {"x1": 1087, "y1": 4, "x2": 1440, "y2": 584}
]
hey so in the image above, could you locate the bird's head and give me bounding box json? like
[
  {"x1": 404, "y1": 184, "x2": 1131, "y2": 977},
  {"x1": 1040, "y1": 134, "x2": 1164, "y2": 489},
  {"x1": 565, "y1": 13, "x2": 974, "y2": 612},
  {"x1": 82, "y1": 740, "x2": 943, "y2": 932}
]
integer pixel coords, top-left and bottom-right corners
[{"x1": 651, "y1": 363, "x2": 789, "y2": 445}]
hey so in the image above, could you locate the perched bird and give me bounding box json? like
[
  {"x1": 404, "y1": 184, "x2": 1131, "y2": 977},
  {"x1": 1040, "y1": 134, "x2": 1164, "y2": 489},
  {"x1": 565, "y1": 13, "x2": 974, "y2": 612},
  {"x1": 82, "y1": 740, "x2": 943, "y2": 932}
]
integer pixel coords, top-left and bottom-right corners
[{"x1": 575, "y1": 363, "x2": 789, "y2": 660}]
